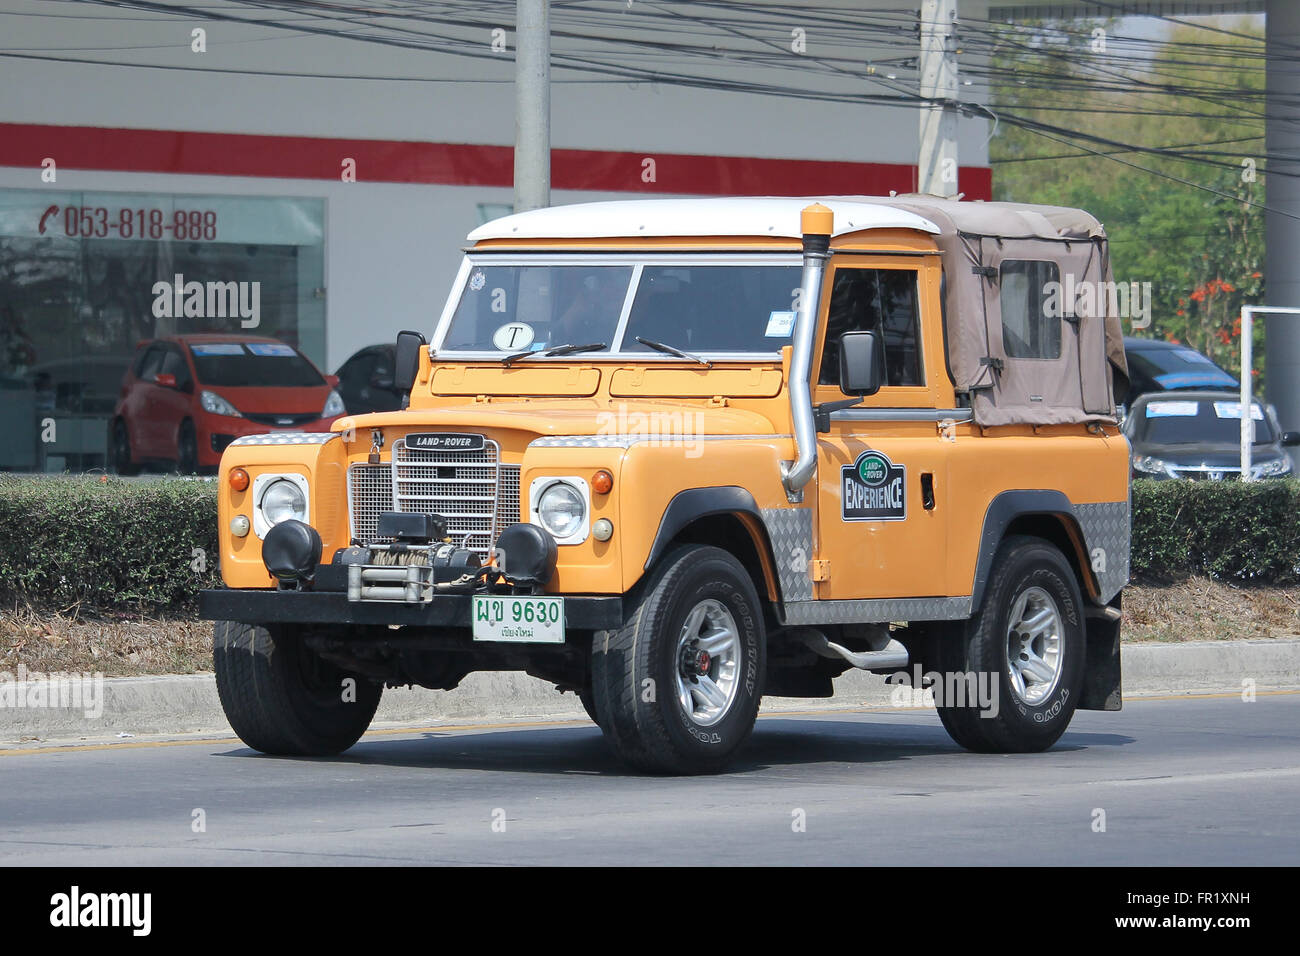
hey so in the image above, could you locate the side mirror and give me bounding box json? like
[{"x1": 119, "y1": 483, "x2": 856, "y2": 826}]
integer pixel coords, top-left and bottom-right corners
[
  {"x1": 838, "y1": 330, "x2": 883, "y2": 397},
  {"x1": 326, "y1": 373, "x2": 340, "y2": 388},
  {"x1": 154, "y1": 373, "x2": 177, "y2": 389},
  {"x1": 393, "y1": 330, "x2": 428, "y2": 396},
  {"x1": 1282, "y1": 432, "x2": 1300, "y2": 447}
]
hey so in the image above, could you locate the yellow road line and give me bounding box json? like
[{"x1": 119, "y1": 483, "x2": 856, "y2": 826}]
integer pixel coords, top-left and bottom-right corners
[
  {"x1": 1, "y1": 689, "x2": 1294, "y2": 758},
  {"x1": 0, "y1": 735, "x2": 239, "y2": 757},
  {"x1": 1125, "y1": 689, "x2": 1298, "y2": 702}
]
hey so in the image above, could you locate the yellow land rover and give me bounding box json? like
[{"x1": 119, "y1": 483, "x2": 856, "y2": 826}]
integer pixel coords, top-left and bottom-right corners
[{"x1": 200, "y1": 196, "x2": 1131, "y2": 774}]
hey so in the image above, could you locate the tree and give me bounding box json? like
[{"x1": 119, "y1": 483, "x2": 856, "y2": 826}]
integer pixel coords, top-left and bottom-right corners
[{"x1": 988, "y1": 16, "x2": 1266, "y2": 381}]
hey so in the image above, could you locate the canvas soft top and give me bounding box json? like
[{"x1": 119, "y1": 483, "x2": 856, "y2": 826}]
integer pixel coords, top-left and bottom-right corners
[{"x1": 849, "y1": 195, "x2": 1128, "y2": 427}]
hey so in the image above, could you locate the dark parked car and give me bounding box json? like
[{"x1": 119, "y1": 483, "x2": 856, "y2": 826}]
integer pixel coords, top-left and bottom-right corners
[
  {"x1": 1123, "y1": 390, "x2": 1300, "y2": 480},
  {"x1": 334, "y1": 343, "x2": 404, "y2": 414},
  {"x1": 1124, "y1": 336, "x2": 1237, "y2": 401}
]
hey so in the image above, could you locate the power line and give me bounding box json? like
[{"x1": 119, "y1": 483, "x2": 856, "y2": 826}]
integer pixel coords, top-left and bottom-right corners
[
  {"x1": 968, "y1": 102, "x2": 1294, "y2": 219},
  {"x1": 21, "y1": 0, "x2": 1293, "y2": 209}
]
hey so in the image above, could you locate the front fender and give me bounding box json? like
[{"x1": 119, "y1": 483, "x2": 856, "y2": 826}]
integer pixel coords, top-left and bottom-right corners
[
  {"x1": 644, "y1": 486, "x2": 765, "y2": 570},
  {"x1": 216, "y1": 433, "x2": 348, "y2": 589}
]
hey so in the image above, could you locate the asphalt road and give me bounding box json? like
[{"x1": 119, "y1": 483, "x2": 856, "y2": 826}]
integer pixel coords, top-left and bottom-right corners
[{"x1": 1, "y1": 693, "x2": 1297, "y2": 866}]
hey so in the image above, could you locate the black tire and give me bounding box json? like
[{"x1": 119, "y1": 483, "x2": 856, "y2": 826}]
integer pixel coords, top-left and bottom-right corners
[
  {"x1": 111, "y1": 420, "x2": 139, "y2": 476},
  {"x1": 933, "y1": 535, "x2": 1085, "y2": 753},
  {"x1": 213, "y1": 621, "x2": 382, "y2": 756},
  {"x1": 591, "y1": 545, "x2": 765, "y2": 774},
  {"x1": 577, "y1": 686, "x2": 601, "y2": 726},
  {"x1": 175, "y1": 420, "x2": 198, "y2": 475}
]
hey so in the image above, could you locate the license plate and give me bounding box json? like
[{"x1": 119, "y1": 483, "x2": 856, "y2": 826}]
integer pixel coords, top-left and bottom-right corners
[{"x1": 471, "y1": 595, "x2": 565, "y2": 644}]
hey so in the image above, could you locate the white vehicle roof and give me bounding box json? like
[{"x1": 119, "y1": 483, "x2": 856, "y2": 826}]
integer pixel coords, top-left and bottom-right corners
[{"x1": 467, "y1": 196, "x2": 942, "y2": 242}]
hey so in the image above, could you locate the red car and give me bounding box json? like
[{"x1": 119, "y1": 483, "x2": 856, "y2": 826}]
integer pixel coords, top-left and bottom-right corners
[{"x1": 111, "y1": 334, "x2": 345, "y2": 474}]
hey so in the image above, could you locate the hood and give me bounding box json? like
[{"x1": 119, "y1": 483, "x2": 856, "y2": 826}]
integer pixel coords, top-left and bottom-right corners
[
  {"x1": 1131, "y1": 440, "x2": 1286, "y2": 465},
  {"x1": 335, "y1": 398, "x2": 783, "y2": 439},
  {"x1": 206, "y1": 383, "x2": 333, "y2": 416}
]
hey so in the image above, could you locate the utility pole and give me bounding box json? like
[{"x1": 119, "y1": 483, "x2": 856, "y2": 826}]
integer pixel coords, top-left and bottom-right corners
[
  {"x1": 514, "y1": 0, "x2": 551, "y2": 213},
  {"x1": 1264, "y1": 0, "x2": 1300, "y2": 460},
  {"x1": 1239, "y1": 306, "x2": 1300, "y2": 478},
  {"x1": 917, "y1": 0, "x2": 958, "y2": 197}
]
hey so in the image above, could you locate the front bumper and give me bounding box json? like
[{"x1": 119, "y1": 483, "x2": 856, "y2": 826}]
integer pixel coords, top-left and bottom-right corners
[{"x1": 199, "y1": 587, "x2": 624, "y2": 630}]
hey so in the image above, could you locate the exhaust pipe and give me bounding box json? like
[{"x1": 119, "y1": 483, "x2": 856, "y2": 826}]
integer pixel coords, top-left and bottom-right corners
[
  {"x1": 782, "y1": 203, "x2": 833, "y2": 497},
  {"x1": 794, "y1": 628, "x2": 910, "y2": 671}
]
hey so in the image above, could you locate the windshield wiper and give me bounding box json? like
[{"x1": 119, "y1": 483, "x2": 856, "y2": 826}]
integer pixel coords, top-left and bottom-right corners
[
  {"x1": 634, "y1": 336, "x2": 711, "y2": 367},
  {"x1": 502, "y1": 342, "x2": 607, "y2": 366}
]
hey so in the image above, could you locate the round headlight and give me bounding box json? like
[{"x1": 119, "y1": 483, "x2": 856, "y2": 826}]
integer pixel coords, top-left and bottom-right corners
[
  {"x1": 261, "y1": 479, "x2": 307, "y2": 526},
  {"x1": 537, "y1": 481, "x2": 585, "y2": 539}
]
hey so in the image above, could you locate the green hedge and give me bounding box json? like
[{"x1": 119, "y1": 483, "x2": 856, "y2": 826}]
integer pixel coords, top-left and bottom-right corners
[
  {"x1": 0, "y1": 475, "x2": 220, "y2": 614},
  {"x1": 1130, "y1": 477, "x2": 1300, "y2": 584},
  {"x1": 1, "y1": 475, "x2": 1298, "y2": 616}
]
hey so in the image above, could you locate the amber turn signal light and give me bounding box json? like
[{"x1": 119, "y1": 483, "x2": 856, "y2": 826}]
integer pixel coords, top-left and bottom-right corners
[
  {"x1": 592, "y1": 469, "x2": 613, "y2": 494},
  {"x1": 229, "y1": 467, "x2": 250, "y2": 492}
]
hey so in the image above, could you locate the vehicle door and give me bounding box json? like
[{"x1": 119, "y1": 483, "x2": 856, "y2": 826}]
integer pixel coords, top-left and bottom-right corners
[
  {"x1": 155, "y1": 344, "x2": 194, "y2": 455},
  {"x1": 812, "y1": 256, "x2": 953, "y2": 600},
  {"x1": 126, "y1": 345, "x2": 166, "y2": 457}
]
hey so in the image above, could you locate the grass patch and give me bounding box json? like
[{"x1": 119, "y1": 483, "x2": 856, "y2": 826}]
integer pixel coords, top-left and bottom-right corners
[
  {"x1": 1121, "y1": 577, "x2": 1300, "y2": 642},
  {"x1": 0, "y1": 604, "x2": 211, "y2": 677},
  {"x1": 3, "y1": 576, "x2": 1297, "y2": 677}
]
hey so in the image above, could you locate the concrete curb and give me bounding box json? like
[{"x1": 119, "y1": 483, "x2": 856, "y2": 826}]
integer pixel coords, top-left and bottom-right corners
[{"x1": 2, "y1": 639, "x2": 1297, "y2": 744}]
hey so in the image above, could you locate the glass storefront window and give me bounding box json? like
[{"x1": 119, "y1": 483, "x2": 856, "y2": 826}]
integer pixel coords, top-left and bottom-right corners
[{"x1": 0, "y1": 189, "x2": 325, "y2": 472}]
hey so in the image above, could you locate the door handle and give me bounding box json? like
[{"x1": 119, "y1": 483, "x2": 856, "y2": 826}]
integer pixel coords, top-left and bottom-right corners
[{"x1": 921, "y1": 472, "x2": 935, "y2": 511}]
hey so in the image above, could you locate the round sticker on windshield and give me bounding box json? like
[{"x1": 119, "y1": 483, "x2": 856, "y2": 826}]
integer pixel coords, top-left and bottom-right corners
[
  {"x1": 492, "y1": 322, "x2": 535, "y2": 351},
  {"x1": 469, "y1": 270, "x2": 486, "y2": 291}
]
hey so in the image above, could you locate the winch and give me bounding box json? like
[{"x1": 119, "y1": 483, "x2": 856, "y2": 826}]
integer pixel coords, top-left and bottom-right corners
[{"x1": 335, "y1": 512, "x2": 483, "y2": 603}]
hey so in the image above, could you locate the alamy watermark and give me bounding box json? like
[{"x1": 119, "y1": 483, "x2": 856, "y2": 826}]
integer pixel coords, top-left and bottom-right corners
[
  {"x1": 151, "y1": 272, "x2": 260, "y2": 328},
  {"x1": 1043, "y1": 275, "x2": 1152, "y2": 330},
  {"x1": 50, "y1": 886, "x2": 150, "y2": 936},
  {"x1": 595, "y1": 406, "x2": 707, "y2": 458},
  {"x1": 0, "y1": 664, "x2": 104, "y2": 718},
  {"x1": 886, "y1": 664, "x2": 1000, "y2": 718}
]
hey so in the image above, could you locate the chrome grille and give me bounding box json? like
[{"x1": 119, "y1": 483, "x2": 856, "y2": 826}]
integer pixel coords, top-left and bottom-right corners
[
  {"x1": 1167, "y1": 466, "x2": 1240, "y2": 481},
  {"x1": 347, "y1": 464, "x2": 395, "y2": 545},
  {"x1": 342, "y1": 437, "x2": 516, "y2": 557},
  {"x1": 495, "y1": 462, "x2": 522, "y2": 538}
]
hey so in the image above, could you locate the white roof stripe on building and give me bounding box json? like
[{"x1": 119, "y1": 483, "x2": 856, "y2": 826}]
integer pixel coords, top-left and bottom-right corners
[{"x1": 467, "y1": 197, "x2": 942, "y2": 242}]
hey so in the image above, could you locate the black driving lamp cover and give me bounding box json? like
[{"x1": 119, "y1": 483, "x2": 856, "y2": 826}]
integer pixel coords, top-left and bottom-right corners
[
  {"x1": 494, "y1": 522, "x2": 558, "y2": 587},
  {"x1": 262, "y1": 520, "x2": 323, "y2": 583}
]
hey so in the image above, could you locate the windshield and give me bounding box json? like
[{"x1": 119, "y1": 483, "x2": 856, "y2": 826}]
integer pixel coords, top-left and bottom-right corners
[
  {"x1": 439, "y1": 261, "x2": 802, "y2": 356},
  {"x1": 1128, "y1": 345, "x2": 1236, "y2": 391},
  {"x1": 1136, "y1": 398, "x2": 1274, "y2": 445},
  {"x1": 189, "y1": 342, "x2": 325, "y2": 388}
]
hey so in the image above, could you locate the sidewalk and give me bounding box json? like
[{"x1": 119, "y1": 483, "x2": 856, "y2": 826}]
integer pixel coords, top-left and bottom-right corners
[{"x1": 2, "y1": 639, "x2": 1297, "y2": 745}]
